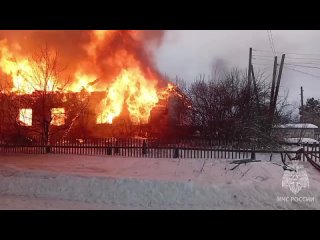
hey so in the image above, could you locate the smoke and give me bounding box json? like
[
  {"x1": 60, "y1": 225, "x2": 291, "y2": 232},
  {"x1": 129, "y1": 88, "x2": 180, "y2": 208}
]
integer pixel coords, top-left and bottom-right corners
[
  {"x1": 211, "y1": 58, "x2": 229, "y2": 77},
  {"x1": 0, "y1": 30, "x2": 167, "y2": 86},
  {"x1": 81, "y1": 30, "x2": 166, "y2": 86}
]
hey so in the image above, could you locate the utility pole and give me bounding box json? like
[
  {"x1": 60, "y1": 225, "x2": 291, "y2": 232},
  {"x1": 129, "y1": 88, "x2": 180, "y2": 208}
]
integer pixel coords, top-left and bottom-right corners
[
  {"x1": 251, "y1": 64, "x2": 260, "y2": 114},
  {"x1": 246, "y1": 48, "x2": 253, "y2": 123},
  {"x1": 270, "y1": 54, "x2": 286, "y2": 126},
  {"x1": 300, "y1": 86, "x2": 304, "y2": 123},
  {"x1": 268, "y1": 56, "x2": 278, "y2": 128},
  {"x1": 248, "y1": 48, "x2": 253, "y2": 91},
  {"x1": 270, "y1": 56, "x2": 278, "y2": 110}
]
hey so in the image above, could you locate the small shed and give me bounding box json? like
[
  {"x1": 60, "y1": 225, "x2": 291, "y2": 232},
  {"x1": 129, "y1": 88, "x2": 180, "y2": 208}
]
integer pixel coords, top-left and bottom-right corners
[{"x1": 272, "y1": 123, "x2": 318, "y2": 140}]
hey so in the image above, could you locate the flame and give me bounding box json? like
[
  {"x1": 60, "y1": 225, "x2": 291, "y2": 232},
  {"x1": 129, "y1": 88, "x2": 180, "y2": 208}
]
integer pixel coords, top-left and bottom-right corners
[
  {"x1": 0, "y1": 39, "x2": 58, "y2": 94},
  {"x1": 0, "y1": 30, "x2": 170, "y2": 126},
  {"x1": 98, "y1": 68, "x2": 159, "y2": 124},
  {"x1": 69, "y1": 71, "x2": 98, "y2": 93},
  {"x1": 167, "y1": 83, "x2": 174, "y2": 91},
  {"x1": 157, "y1": 83, "x2": 176, "y2": 100},
  {"x1": 18, "y1": 108, "x2": 32, "y2": 126},
  {"x1": 51, "y1": 108, "x2": 66, "y2": 126},
  {"x1": 84, "y1": 30, "x2": 162, "y2": 124}
]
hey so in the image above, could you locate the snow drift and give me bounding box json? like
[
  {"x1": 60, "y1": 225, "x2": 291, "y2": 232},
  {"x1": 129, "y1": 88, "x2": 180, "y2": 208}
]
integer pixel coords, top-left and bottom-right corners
[{"x1": 0, "y1": 154, "x2": 319, "y2": 209}]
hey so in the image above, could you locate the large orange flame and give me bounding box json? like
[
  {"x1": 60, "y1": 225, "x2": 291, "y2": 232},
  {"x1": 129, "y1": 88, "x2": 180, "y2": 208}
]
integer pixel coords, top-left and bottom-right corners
[
  {"x1": 0, "y1": 39, "x2": 59, "y2": 94},
  {"x1": 0, "y1": 30, "x2": 170, "y2": 125},
  {"x1": 98, "y1": 67, "x2": 159, "y2": 124}
]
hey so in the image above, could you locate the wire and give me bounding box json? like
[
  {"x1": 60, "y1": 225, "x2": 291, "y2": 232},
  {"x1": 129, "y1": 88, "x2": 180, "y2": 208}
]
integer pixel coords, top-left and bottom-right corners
[
  {"x1": 252, "y1": 54, "x2": 274, "y2": 58},
  {"x1": 252, "y1": 58, "x2": 277, "y2": 65},
  {"x1": 254, "y1": 55, "x2": 320, "y2": 62},
  {"x1": 253, "y1": 49, "x2": 320, "y2": 57},
  {"x1": 253, "y1": 57, "x2": 320, "y2": 66},
  {"x1": 282, "y1": 56, "x2": 320, "y2": 61},
  {"x1": 284, "y1": 66, "x2": 320, "y2": 78},
  {"x1": 266, "y1": 30, "x2": 276, "y2": 56},
  {"x1": 259, "y1": 66, "x2": 273, "y2": 73},
  {"x1": 252, "y1": 57, "x2": 273, "y2": 61},
  {"x1": 285, "y1": 63, "x2": 320, "y2": 70},
  {"x1": 284, "y1": 61, "x2": 320, "y2": 66},
  {"x1": 252, "y1": 58, "x2": 275, "y2": 63},
  {"x1": 269, "y1": 30, "x2": 277, "y2": 55},
  {"x1": 252, "y1": 63, "x2": 273, "y2": 66},
  {"x1": 252, "y1": 56, "x2": 275, "y2": 62}
]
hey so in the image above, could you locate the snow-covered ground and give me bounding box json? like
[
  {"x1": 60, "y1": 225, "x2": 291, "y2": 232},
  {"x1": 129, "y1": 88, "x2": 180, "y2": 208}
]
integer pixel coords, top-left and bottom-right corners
[
  {"x1": 0, "y1": 195, "x2": 131, "y2": 210},
  {"x1": 0, "y1": 153, "x2": 319, "y2": 209},
  {"x1": 284, "y1": 138, "x2": 319, "y2": 144}
]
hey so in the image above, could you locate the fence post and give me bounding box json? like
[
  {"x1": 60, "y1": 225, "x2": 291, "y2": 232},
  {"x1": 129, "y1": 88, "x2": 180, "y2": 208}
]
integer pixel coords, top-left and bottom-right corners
[
  {"x1": 250, "y1": 147, "x2": 256, "y2": 160},
  {"x1": 107, "y1": 147, "x2": 112, "y2": 155},
  {"x1": 114, "y1": 139, "x2": 119, "y2": 154},
  {"x1": 107, "y1": 139, "x2": 112, "y2": 155},
  {"x1": 45, "y1": 139, "x2": 51, "y2": 154},
  {"x1": 173, "y1": 148, "x2": 179, "y2": 158},
  {"x1": 173, "y1": 146, "x2": 179, "y2": 158},
  {"x1": 142, "y1": 139, "x2": 147, "y2": 155}
]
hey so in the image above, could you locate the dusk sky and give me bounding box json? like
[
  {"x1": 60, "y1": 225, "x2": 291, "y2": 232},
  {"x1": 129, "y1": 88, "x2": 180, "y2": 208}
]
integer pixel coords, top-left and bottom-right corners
[{"x1": 155, "y1": 30, "x2": 320, "y2": 108}]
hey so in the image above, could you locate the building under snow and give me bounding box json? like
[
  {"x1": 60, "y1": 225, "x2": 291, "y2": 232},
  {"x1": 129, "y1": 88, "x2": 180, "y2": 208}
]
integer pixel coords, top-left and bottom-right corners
[{"x1": 272, "y1": 123, "x2": 318, "y2": 141}]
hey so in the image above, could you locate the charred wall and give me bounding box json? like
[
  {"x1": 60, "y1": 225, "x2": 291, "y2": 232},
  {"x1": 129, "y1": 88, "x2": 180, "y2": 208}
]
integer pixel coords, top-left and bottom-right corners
[{"x1": 0, "y1": 90, "x2": 188, "y2": 141}]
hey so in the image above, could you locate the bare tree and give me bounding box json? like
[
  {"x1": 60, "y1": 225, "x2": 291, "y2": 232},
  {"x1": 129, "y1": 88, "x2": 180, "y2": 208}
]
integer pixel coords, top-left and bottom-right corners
[
  {"x1": 187, "y1": 68, "x2": 290, "y2": 148},
  {"x1": 0, "y1": 74, "x2": 33, "y2": 143},
  {"x1": 1, "y1": 46, "x2": 90, "y2": 146}
]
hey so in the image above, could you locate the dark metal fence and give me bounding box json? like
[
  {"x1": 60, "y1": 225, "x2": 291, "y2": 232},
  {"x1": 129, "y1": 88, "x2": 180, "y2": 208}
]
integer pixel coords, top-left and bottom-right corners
[
  {"x1": 0, "y1": 137, "x2": 255, "y2": 159},
  {"x1": 3, "y1": 137, "x2": 320, "y2": 161},
  {"x1": 279, "y1": 142, "x2": 320, "y2": 162}
]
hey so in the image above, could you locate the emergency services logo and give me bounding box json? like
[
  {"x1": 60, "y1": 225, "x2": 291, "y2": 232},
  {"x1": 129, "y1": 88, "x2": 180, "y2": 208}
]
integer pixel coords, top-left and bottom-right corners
[{"x1": 282, "y1": 162, "x2": 309, "y2": 194}]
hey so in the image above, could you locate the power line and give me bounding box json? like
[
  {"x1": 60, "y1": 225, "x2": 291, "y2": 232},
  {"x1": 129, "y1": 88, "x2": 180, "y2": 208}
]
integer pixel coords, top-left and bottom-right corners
[
  {"x1": 266, "y1": 31, "x2": 276, "y2": 56},
  {"x1": 252, "y1": 57, "x2": 274, "y2": 62},
  {"x1": 253, "y1": 48, "x2": 320, "y2": 57},
  {"x1": 251, "y1": 62, "x2": 272, "y2": 68},
  {"x1": 252, "y1": 63, "x2": 273, "y2": 66},
  {"x1": 252, "y1": 56, "x2": 275, "y2": 61},
  {"x1": 284, "y1": 66, "x2": 320, "y2": 79},
  {"x1": 252, "y1": 54, "x2": 274, "y2": 58},
  {"x1": 253, "y1": 46, "x2": 320, "y2": 80},
  {"x1": 254, "y1": 54, "x2": 320, "y2": 62},
  {"x1": 281, "y1": 56, "x2": 320, "y2": 61},
  {"x1": 269, "y1": 30, "x2": 276, "y2": 55},
  {"x1": 253, "y1": 57, "x2": 320, "y2": 66},
  {"x1": 284, "y1": 61, "x2": 320, "y2": 66},
  {"x1": 284, "y1": 61, "x2": 320, "y2": 65},
  {"x1": 285, "y1": 63, "x2": 320, "y2": 70}
]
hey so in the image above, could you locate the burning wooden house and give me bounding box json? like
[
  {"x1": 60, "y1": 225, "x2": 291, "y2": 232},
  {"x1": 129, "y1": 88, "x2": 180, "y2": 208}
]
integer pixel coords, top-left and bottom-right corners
[
  {"x1": 0, "y1": 84, "x2": 191, "y2": 141},
  {"x1": 0, "y1": 30, "x2": 193, "y2": 142}
]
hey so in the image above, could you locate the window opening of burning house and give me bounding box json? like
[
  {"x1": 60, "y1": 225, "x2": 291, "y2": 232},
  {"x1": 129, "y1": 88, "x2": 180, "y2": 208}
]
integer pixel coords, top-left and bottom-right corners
[
  {"x1": 96, "y1": 112, "x2": 105, "y2": 125},
  {"x1": 51, "y1": 108, "x2": 66, "y2": 126},
  {"x1": 18, "y1": 108, "x2": 32, "y2": 126}
]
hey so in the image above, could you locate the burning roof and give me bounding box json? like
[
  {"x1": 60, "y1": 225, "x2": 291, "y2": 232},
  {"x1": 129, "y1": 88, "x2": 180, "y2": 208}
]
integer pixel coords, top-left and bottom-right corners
[{"x1": 0, "y1": 30, "x2": 174, "y2": 125}]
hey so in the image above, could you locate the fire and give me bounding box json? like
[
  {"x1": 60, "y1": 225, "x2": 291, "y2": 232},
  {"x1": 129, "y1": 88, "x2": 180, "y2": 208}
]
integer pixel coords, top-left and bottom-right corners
[
  {"x1": 51, "y1": 108, "x2": 66, "y2": 126},
  {"x1": 0, "y1": 30, "x2": 169, "y2": 126},
  {"x1": 69, "y1": 71, "x2": 98, "y2": 93},
  {"x1": 98, "y1": 68, "x2": 159, "y2": 124},
  {"x1": 84, "y1": 30, "x2": 162, "y2": 124},
  {"x1": 167, "y1": 83, "x2": 174, "y2": 91},
  {"x1": 18, "y1": 108, "x2": 32, "y2": 126},
  {"x1": 0, "y1": 39, "x2": 58, "y2": 94}
]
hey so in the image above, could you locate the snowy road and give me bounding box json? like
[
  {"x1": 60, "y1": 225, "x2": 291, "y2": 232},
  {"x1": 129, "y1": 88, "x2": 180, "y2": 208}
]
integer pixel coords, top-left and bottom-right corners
[
  {"x1": 0, "y1": 194, "x2": 128, "y2": 210},
  {"x1": 0, "y1": 153, "x2": 319, "y2": 209}
]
